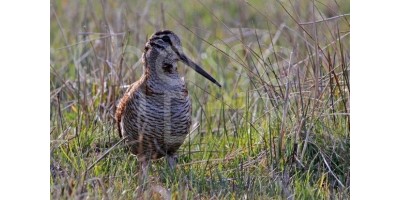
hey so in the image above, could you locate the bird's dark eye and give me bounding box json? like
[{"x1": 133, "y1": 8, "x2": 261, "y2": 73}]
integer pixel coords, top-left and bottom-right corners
[
  {"x1": 161, "y1": 36, "x2": 173, "y2": 46},
  {"x1": 161, "y1": 36, "x2": 181, "y2": 57}
]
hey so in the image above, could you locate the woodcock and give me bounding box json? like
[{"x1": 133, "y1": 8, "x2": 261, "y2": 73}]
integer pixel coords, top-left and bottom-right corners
[{"x1": 116, "y1": 30, "x2": 221, "y2": 172}]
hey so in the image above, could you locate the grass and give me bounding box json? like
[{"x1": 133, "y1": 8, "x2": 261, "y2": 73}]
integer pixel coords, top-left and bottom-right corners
[{"x1": 50, "y1": 0, "x2": 350, "y2": 199}]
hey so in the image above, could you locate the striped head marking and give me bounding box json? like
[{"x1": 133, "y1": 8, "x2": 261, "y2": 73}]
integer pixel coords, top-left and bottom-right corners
[{"x1": 142, "y1": 30, "x2": 221, "y2": 87}]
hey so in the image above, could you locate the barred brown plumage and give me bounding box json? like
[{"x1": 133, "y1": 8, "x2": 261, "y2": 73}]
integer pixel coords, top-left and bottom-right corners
[{"x1": 115, "y1": 30, "x2": 221, "y2": 181}]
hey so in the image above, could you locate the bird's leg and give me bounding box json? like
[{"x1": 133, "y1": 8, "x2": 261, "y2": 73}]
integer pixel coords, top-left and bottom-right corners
[
  {"x1": 165, "y1": 154, "x2": 178, "y2": 183},
  {"x1": 166, "y1": 154, "x2": 178, "y2": 170},
  {"x1": 137, "y1": 157, "x2": 150, "y2": 194}
]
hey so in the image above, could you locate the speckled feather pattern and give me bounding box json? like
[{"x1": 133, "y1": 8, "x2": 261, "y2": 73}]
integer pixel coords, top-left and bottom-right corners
[
  {"x1": 116, "y1": 30, "x2": 192, "y2": 159},
  {"x1": 116, "y1": 77, "x2": 191, "y2": 159}
]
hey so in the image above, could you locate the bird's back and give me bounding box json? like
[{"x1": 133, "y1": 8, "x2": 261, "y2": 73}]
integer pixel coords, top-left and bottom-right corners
[{"x1": 116, "y1": 76, "x2": 191, "y2": 159}]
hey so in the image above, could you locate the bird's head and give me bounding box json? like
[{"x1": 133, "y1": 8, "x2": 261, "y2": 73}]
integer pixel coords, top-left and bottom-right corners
[{"x1": 142, "y1": 30, "x2": 221, "y2": 87}]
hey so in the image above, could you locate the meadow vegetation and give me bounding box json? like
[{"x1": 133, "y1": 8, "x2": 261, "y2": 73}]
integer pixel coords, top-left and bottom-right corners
[{"x1": 50, "y1": 0, "x2": 350, "y2": 199}]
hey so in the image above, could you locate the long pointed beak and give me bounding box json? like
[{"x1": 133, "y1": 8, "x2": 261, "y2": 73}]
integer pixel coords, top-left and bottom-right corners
[{"x1": 179, "y1": 53, "x2": 221, "y2": 87}]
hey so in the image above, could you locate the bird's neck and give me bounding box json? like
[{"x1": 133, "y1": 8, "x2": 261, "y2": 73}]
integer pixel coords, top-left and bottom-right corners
[{"x1": 143, "y1": 63, "x2": 183, "y2": 91}]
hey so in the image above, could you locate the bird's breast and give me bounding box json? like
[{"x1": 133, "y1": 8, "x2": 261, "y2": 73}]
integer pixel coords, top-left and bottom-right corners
[{"x1": 121, "y1": 86, "x2": 192, "y2": 152}]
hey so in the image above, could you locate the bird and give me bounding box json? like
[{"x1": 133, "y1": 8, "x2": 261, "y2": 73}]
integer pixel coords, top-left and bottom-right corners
[{"x1": 115, "y1": 30, "x2": 221, "y2": 185}]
